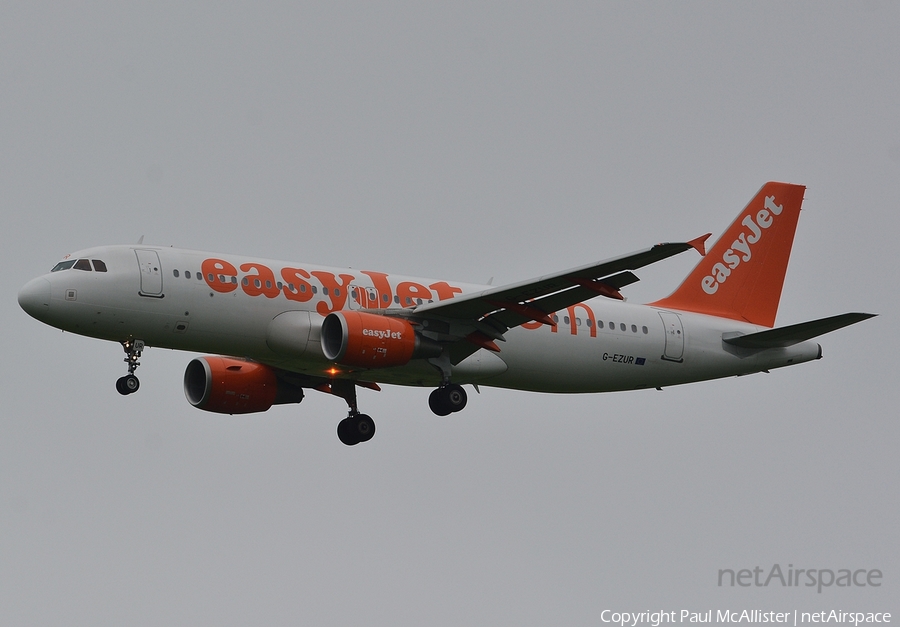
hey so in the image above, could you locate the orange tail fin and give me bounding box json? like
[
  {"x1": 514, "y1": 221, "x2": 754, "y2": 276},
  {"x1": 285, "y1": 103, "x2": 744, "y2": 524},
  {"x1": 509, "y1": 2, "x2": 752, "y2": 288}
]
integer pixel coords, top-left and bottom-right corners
[{"x1": 649, "y1": 182, "x2": 805, "y2": 327}]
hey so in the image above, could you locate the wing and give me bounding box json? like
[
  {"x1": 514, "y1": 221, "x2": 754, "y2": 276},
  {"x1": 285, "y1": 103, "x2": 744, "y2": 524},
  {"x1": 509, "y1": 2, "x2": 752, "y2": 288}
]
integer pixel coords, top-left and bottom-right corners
[{"x1": 404, "y1": 234, "x2": 710, "y2": 363}]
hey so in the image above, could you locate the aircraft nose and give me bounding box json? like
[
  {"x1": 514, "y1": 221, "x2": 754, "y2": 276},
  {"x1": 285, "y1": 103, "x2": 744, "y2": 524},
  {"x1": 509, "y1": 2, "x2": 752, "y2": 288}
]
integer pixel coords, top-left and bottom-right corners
[{"x1": 18, "y1": 277, "x2": 51, "y2": 321}]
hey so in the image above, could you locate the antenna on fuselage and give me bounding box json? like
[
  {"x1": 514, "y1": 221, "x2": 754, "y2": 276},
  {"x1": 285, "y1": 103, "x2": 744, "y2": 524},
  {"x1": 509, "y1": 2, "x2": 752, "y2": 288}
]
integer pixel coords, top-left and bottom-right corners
[{"x1": 137, "y1": 235, "x2": 144, "y2": 244}]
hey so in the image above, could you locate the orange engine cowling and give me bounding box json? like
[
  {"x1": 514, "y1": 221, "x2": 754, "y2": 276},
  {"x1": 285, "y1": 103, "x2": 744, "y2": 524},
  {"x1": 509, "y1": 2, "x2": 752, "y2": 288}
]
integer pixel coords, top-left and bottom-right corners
[
  {"x1": 183, "y1": 356, "x2": 303, "y2": 414},
  {"x1": 321, "y1": 311, "x2": 442, "y2": 368}
]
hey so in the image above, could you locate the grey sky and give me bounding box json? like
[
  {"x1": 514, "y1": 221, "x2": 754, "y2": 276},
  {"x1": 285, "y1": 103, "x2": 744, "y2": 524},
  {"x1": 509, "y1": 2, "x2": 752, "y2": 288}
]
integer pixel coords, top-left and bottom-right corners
[{"x1": 2, "y1": 3, "x2": 897, "y2": 625}]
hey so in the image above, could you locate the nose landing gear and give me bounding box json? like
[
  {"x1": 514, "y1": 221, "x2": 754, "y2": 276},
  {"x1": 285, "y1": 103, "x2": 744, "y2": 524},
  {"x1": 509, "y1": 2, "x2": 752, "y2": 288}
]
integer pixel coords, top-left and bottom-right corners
[{"x1": 116, "y1": 338, "x2": 144, "y2": 395}]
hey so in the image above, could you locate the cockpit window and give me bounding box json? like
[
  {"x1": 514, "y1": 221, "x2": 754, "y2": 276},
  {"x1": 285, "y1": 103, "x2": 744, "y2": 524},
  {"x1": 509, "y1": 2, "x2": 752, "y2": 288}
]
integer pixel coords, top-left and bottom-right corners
[
  {"x1": 73, "y1": 259, "x2": 92, "y2": 271},
  {"x1": 51, "y1": 260, "x2": 76, "y2": 272},
  {"x1": 92, "y1": 260, "x2": 108, "y2": 272}
]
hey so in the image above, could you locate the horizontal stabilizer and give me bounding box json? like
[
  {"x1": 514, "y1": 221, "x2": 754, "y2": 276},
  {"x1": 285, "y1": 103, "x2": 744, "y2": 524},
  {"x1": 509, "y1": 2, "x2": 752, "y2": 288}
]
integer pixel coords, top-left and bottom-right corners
[{"x1": 723, "y1": 312, "x2": 876, "y2": 349}]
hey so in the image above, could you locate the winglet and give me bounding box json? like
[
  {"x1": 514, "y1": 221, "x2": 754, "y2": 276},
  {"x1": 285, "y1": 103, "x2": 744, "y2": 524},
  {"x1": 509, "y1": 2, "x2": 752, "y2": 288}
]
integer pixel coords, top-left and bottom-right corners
[{"x1": 687, "y1": 233, "x2": 712, "y2": 256}]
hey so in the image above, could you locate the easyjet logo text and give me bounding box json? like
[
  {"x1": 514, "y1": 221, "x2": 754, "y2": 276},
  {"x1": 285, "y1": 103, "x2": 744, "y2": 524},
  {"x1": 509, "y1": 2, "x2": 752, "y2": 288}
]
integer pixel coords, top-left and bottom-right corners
[
  {"x1": 200, "y1": 258, "x2": 462, "y2": 315},
  {"x1": 701, "y1": 195, "x2": 783, "y2": 295},
  {"x1": 362, "y1": 328, "x2": 403, "y2": 340}
]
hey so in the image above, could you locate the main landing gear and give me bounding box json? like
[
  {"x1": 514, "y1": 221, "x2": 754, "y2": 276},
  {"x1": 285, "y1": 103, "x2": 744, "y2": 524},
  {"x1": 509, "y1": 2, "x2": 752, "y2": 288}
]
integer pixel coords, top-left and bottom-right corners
[
  {"x1": 330, "y1": 379, "x2": 376, "y2": 446},
  {"x1": 337, "y1": 412, "x2": 376, "y2": 446},
  {"x1": 116, "y1": 338, "x2": 144, "y2": 395},
  {"x1": 428, "y1": 383, "x2": 467, "y2": 416}
]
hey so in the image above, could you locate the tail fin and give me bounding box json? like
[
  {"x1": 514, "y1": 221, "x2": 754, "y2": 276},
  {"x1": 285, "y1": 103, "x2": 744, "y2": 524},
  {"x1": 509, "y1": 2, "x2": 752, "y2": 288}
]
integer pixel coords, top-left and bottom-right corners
[{"x1": 649, "y1": 182, "x2": 806, "y2": 327}]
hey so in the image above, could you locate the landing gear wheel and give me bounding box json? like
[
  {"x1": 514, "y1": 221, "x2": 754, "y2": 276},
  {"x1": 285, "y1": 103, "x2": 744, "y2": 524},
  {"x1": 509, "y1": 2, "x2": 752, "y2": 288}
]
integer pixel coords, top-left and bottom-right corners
[
  {"x1": 444, "y1": 384, "x2": 467, "y2": 412},
  {"x1": 337, "y1": 413, "x2": 376, "y2": 446},
  {"x1": 123, "y1": 374, "x2": 140, "y2": 394},
  {"x1": 337, "y1": 418, "x2": 360, "y2": 446},
  {"x1": 429, "y1": 384, "x2": 467, "y2": 416},
  {"x1": 354, "y1": 414, "x2": 376, "y2": 443},
  {"x1": 429, "y1": 388, "x2": 452, "y2": 416},
  {"x1": 116, "y1": 375, "x2": 140, "y2": 395}
]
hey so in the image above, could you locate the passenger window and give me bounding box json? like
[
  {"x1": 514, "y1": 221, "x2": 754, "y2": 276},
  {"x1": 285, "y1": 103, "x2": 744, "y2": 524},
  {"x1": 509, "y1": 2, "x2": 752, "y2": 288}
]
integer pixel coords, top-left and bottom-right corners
[
  {"x1": 564, "y1": 316, "x2": 570, "y2": 324},
  {"x1": 609, "y1": 321, "x2": 615, "y2": 330},
  {"x1": 552, "y1": 314, "x2": 559, "y2": 323},
  {"x1": 173, "y1": 269, "x2": 180, "y2": 278},
  {"x1": 577, "y1": 318, "x2": 582, "y2": 326},
  {"x1": 92, "y1": 260, "x2": 108, "y2": 272},
  {"x1": 185, "y1": 271, "x2": 191, "y2": 279},
  {"x1": 73, "y1": 258, "x2": 92, "y2": 271},
  {"x1": 631, "y1": 324, "x2": 637, "y2": 333},
  {"x1": 323, "y1": 287, "x2": 329, "y2": 296},
  {"x1": 51, "y1": 260, "x2": 76, "y2": 272},
  {"x1": 587, "y1": 319, "x2": 593, "y2": 328},
  {"x1": 642, "y1": 326, "x2": 649, "y2": 334},
  {"x1": 620, "y1": 323, "x2": 626, "y2": 331},
  {"x1": 265, "y1": 280, "x2": 272, "y2": 289},
  {"x1": 597, "y1": 321, "x2": 604, "y2": 329},
  {"x1": 382, "y1": 294, "x2": 390, "y2": 303}
]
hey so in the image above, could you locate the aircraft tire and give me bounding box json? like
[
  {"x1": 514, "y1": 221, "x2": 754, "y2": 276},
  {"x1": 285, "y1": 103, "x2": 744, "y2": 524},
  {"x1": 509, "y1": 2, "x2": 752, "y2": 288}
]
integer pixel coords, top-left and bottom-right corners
[
  {"x1": 115, "y1": 376, "x2": 129, "y2": 395},
  {"x1": 337, "y1": 417, "x2": 361, "y2": 446},
  {"x1": 444, "y1": 384, "x2": 467, "y2": 412},
  {"x1": 123, "y1": 375, "x2": 140, "y2": 394},
  {"x1": 355, "y1": 414, "x2": 376, "y2": 443},
  {"x1": 428, "y1": 388, "x2": 453, "y2": 416}
]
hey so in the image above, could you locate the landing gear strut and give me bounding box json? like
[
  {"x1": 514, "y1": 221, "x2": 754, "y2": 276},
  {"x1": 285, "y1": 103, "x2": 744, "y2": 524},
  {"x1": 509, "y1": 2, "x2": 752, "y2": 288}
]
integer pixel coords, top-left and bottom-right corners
[
  {"x1": 331, "y1": 379, "x2": 376, "y2": 446},
  {"x1": 429, "y1": 383, "x2": 467, "y2": 416},
  {"x1": 116, "y1": 338, "x2": 144, "y2": 395}
]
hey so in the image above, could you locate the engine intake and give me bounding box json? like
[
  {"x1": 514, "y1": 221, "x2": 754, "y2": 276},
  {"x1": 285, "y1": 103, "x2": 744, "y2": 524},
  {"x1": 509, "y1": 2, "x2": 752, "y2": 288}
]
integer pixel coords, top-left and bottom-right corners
[
  {"x1": 321, "y1": 311, "x2": 442, "y2": 368},
  {"x1": 184, "y1": 356, "x2": 304, "y2": 414}
]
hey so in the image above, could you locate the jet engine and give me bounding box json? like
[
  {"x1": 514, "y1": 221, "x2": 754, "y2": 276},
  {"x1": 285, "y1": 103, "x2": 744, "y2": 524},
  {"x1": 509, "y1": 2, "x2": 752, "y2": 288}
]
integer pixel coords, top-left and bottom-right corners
[
  {"x1": 184, "y1": 356, "x2": 304, "y2": 414},
  {"x1": 321, "y1": 311, "x2": 442, "y2": 368}
]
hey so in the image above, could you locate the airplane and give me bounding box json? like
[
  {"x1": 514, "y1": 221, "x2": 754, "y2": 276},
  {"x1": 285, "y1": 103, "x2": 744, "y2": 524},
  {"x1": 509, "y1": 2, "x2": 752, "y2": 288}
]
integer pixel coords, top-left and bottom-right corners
[{"x1": 18, "y1": 182, "x2": 875, "y2": 446}]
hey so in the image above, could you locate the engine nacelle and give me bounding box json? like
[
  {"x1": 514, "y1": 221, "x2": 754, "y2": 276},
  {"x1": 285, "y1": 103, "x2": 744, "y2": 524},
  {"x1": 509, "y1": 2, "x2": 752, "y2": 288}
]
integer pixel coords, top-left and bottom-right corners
[
  {"x1": 321, "y1": 311, "x2": 442, "y2": 368},
  {"x1": 184, "y1": 356, "x2": 303, "y2": 414}
]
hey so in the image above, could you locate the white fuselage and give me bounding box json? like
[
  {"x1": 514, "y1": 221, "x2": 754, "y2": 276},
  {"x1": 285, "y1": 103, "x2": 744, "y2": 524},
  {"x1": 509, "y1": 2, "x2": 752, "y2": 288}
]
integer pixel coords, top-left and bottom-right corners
[{"x1": 19, "y1": 244, "x2": 822, "y2": 393}]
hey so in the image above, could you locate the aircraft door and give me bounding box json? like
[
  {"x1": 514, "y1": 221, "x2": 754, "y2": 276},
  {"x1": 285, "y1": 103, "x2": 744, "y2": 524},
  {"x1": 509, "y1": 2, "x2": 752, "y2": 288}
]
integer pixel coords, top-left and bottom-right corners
[
  {"x1": 135, "y1": 249, "x2": 163, "y2": 297},
  {"x1": 348, "y1": 284, "x2": 380, "y2": 310},
  {"x1": 658, "y1": 311, "x2": 684, "y2": 362}
]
